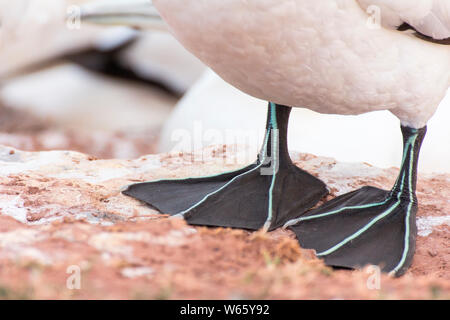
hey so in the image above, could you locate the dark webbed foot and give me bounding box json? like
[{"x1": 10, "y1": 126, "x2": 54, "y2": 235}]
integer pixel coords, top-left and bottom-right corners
[
  {"x1": 286, "y1": 126, "x2": 426, "y2": 276},
  {"x1": 123, "y1": 103, "x2": 328, "y2": 231}
]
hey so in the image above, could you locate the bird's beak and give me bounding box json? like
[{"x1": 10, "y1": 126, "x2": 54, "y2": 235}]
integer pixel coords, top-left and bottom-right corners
[{"x1": 77, "y1": 0, "x2": 165, "y2": 30}]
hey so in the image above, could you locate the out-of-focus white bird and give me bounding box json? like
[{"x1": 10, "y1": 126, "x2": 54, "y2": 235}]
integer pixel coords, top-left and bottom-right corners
[
  {"x1": 0, "y1": 0, "x2": 116, "y2": 78},
  {"x1": 0, "y1": 0, "x2": 204, "y2": 93},
  {"x1": 0, "y1": 0, "x2": 205, "y2": 139}
]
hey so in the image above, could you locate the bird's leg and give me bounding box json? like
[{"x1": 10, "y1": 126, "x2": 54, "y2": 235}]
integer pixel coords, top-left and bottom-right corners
[
  {"x1": 123, "y1": 102, "x2": 327, "y2": 231},
  {"x1": 286, "y1": 126, "x2": 427, "y2": 276}
]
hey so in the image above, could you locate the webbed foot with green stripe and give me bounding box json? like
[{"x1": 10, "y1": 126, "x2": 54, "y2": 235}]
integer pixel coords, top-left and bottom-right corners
[
  {"x1": 123, "y1": 103, "x2": 328, "y2": 231},
  {"x1": 285, "y1": 126, "x2": 426, "y2": 276}
]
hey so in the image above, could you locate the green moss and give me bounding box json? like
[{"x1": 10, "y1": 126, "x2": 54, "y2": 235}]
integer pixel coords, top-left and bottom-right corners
[
  {"x1": 153, "y1": 285, "x2": 172, "y2": 300},
  {"x1": 0, "y1": 285, "x2": 34, "y2": 300}
]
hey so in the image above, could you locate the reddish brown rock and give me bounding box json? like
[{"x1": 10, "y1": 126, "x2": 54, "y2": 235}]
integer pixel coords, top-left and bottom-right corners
[{"x1": 0, "y1": 145, "x2": 448, "y2": 299}]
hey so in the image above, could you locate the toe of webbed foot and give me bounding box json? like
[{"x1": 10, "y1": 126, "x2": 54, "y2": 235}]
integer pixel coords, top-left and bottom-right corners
[
  {"x1": 123, "y1": 163, "x2": 327, "y2": 231},
  {"x1": 287, "y1": 186, "x2": 418, "y2": 276}
]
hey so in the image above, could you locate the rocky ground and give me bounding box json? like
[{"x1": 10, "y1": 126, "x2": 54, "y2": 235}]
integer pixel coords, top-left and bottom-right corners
[{"x1": 0, "y1": 144, "x2": 447, "y2": 300}]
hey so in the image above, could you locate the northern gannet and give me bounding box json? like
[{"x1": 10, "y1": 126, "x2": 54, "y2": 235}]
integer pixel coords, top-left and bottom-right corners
[
  {"x1": 0, "y1": 0, "x2": 204, "y2": 95},
  {"x1": 80, "y1": 0, "x2": 450, "y2": 276}
]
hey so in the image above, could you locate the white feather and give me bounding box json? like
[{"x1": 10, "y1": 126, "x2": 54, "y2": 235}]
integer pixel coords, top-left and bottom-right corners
[{"x1": 358, "y1": 0, "x2": 450, "y2": 39}]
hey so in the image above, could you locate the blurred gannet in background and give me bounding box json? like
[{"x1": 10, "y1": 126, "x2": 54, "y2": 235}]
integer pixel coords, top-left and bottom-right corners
[
  {"x1": 0, "y1": 0, "x2": 204, "y2": 93},
  {"x1": 80, "y1": 0, "x2": 450, "y2": 276},
  {"x1": 0, "y1": 0, "x2": 204, "y2": 135}
]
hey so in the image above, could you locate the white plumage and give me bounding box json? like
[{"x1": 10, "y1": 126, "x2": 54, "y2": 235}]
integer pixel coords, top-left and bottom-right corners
[
  {"x1": 152, "y1": 0, "x2": 450, "y2": 128},
  {"x1": 358, "y1": 0, "x2": 450, "y2": 40}
]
